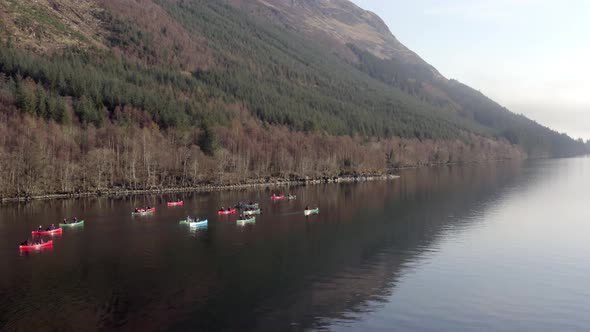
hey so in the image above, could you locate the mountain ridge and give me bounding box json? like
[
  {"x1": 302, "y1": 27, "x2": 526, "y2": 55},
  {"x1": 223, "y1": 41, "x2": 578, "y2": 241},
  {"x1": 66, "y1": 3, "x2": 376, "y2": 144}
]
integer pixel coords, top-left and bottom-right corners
[{"x1": 231, "y1": 0, "x2": 438, "y2": 67}]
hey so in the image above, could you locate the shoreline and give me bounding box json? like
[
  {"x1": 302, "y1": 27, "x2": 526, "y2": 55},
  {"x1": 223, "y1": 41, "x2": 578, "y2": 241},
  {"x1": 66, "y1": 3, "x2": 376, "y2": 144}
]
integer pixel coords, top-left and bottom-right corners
[{"x1": 0, "y1": 174, "x2": 400, "y2": 203}]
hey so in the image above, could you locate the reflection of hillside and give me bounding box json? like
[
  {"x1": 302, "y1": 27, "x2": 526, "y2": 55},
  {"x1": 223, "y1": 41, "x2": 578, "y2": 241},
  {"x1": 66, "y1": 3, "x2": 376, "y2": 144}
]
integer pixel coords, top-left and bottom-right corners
[
  {"x1": 98, "y1": 161, "x2": 529, "y2": 331},
  {"x1": 1, "y1": 161, "x2": 534, "y2": 332},
  {"x1": 196, "y1": 161, "x2": 528, "y2": 331}
]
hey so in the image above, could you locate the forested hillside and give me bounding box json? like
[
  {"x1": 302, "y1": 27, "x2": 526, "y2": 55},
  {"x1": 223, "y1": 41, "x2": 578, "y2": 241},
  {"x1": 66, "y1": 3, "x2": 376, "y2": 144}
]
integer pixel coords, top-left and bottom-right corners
[
  {"x1": 347, "y1": 45, "x2": 585, "y2": 157},
  {"x1": 0, "y1": 0, "x2": 585, "y2": 198}
]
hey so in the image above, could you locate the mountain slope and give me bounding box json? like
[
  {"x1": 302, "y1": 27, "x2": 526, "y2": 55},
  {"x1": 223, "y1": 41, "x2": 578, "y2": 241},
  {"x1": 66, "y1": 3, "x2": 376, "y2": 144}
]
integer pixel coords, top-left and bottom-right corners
[
  {"x1": 226, "y1": 0, "x2": 585, "y2": 157},
  {"x1": 0, "y1": 0, "x2": 586, "y2": 197},
  {"x1": 0, "y1": 0, "x2": 104, "y2": 51}
]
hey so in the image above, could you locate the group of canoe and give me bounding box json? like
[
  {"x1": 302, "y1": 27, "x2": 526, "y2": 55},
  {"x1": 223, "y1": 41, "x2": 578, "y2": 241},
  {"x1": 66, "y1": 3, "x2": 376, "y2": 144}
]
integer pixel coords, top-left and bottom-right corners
[
  {"x1": 19, "y1": 218, "x2": 84, "y2": 251},
  {"x1": 212, "y1": 205, "x2": 257, "y2": 225},
  {"x1": 181, "y1": 194, "x2": 318, "y2": 227},
  {"x1": 217, "y1": 206, "x2": 260, "y2": 216},
  {"x1": 271, "y1": 194, "x2": 297, "y2": 201},
  {"x1": 20, "y1": 194, "x2": 318, "y2": 249}
]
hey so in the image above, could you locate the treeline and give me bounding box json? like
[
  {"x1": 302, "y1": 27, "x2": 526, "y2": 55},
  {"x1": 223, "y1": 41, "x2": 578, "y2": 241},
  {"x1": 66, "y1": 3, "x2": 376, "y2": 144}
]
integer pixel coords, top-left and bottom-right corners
[{"x1": 0, "y1": 104, "x2": 524, "y2": 198}]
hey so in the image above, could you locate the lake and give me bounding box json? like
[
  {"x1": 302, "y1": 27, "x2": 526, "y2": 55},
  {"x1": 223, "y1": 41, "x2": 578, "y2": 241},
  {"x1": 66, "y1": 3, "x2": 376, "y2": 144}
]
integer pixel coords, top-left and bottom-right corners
[{"x1": 1, "y1": 157, "x2": 589, "y2": 331}]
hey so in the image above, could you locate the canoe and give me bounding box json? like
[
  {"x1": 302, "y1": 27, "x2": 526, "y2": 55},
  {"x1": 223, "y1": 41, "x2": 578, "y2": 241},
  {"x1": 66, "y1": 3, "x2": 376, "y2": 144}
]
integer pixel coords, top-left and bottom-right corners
[
  {"x1": 31, "y1": 228, "x2": 62, "y2": 236},
  {"x1": 242, "y1": 209, "x2": 261, "y2": 216},
  {"x1": 179, "y1": 219, "x2": 208, "y2": 227},
  {"x1": 167, "y1": 201, "x2": 184, "y2": 206},
  {"x1": 59, "y1": 220, "x2": 85, "y2": 227},
  {"x1": 218, "y1": 208, "x2": 237, "y2": 215},
  {"x1": 304, "y1": 208, "x2": 320, "y2": 216},
  {"x1": 237, "y1": 217, "x2": 256, "y2": 224},
  {"x1": 19, "y1": 240, "x2": 53, "y2": 251},
  {"x1": 132, "y1": 208, "x2": 156, "y2": 215},
  {"x1": 271, "y1": 195, "x2": 285, "y2": 200},
  {"x1": 288, "y1": 195, "x2": 297, "y2": 200}
]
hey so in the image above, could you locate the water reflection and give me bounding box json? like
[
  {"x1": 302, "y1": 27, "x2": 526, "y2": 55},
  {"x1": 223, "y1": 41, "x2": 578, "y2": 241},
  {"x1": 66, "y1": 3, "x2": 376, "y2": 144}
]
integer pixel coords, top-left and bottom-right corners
[{"x1": 0, "y1": 160, "x2": 534, "y2": 331}]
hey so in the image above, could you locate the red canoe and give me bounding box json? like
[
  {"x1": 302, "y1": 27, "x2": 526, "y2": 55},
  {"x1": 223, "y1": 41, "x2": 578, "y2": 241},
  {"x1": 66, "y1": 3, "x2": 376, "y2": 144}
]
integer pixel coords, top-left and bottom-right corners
[
  {"x1": 167, "y1": 201, "x2": 184, "y2": 206},
  {"x1": 271, "y1": 195, "x2": 285, "y2": 200},
  {"x1": 31, "y1": 228, "x2": 63, "y2": 236},
  {"x1": 19, "y1": 240, "x2": 53, "y2": 251},
  {"x1": 218, "y1": 208, "x2": 237, "y2": 215}
]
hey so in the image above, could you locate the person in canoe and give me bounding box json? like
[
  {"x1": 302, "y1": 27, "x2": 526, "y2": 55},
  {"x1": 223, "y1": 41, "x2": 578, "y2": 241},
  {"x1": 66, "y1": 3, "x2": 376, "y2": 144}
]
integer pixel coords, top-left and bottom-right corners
[
  {"x1": 38, "y1": 225, "x2": 43, "y2": 231},
  {"x1": 50, "y1": 224, "x2": 56, "y2": 230},
  {"x1": 63, "y1": 218, "x2": 68, "y2": 224},
  {"x1": 73, "y1": 217, "x2": 78, "y2": 223}
]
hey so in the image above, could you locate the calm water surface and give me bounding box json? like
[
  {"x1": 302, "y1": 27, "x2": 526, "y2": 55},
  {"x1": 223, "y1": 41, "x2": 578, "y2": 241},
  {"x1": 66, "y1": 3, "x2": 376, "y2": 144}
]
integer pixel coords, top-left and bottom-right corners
[{"x1": 1, "y1": 157, "x2": 589, "y2": 331}]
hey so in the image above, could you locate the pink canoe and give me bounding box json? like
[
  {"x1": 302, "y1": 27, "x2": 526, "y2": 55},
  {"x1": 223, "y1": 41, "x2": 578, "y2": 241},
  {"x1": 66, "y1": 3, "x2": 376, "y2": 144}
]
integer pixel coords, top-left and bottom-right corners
[
  {"x1": 218, "y1": 208, "x2": 237, "y2": 215},
  {"x1": 31, "y1": 228, "x2": 63, "y2": 236},
  {"x1": 19, "y1": 240, "x2": 53, "y2": 251}
]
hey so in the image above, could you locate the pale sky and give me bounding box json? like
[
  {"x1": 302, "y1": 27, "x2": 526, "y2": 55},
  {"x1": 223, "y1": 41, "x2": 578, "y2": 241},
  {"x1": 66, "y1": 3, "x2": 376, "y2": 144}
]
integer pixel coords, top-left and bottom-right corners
[{"x1": 351, "y1": 0, "x2": 590, "y2": 140}]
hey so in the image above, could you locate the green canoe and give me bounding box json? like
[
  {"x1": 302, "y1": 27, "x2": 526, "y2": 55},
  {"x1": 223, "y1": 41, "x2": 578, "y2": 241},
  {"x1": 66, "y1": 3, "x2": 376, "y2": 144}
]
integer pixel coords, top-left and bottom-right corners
[
  {"x1": 59, "y1": 220, "x2": 85, "y2": 227},
  {"x1": 304, "y1": 208, "x2": 319, "y2": 216},
  {"x1": 179, "y1": 219, "x2": 208, "y2": 227},
  {"x1": 237, "y1": 216, "x2": 256, "y2": 225}
]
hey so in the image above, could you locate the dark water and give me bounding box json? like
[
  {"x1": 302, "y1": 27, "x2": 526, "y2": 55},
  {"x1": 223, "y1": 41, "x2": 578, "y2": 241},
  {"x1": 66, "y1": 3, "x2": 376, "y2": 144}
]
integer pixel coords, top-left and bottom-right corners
[{"x1": 1, "y1": 157, "x2": 589, "y2": 331}]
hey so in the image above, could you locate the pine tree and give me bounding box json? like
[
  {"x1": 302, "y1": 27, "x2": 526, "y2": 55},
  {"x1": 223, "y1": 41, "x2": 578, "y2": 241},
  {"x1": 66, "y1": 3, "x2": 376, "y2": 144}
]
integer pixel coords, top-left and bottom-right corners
[
  {"x1": 198, "y1": 120, "x2": 217, "y2": 156},
  {"x1": 16, "y1": 78, "x2": 36, "y2": 115}
]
